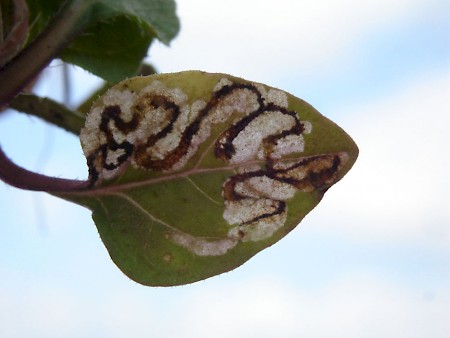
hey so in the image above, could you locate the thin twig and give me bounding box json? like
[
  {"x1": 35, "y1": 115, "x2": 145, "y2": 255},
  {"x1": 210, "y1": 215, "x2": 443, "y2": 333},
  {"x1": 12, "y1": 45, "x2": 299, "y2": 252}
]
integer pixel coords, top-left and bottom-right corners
[
  {"x1": 0, "y1": 146, "x2": 89, "y2": 192},
  {"x1": 9, "y1": 93, "x2": 85, "y2": 135}
]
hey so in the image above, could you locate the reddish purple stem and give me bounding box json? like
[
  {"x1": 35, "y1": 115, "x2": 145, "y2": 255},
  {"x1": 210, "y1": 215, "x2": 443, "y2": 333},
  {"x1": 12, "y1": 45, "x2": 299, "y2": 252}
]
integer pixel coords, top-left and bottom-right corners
[{"x1": 0, "y1": 146, "x2": 89, "y2": 192}]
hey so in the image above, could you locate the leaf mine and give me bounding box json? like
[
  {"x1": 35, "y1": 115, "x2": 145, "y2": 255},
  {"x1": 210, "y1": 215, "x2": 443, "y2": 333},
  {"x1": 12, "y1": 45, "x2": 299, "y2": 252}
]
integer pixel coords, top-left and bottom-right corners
[{"x1": 72, "y1": 71, "x2": 358, "y2": 286}]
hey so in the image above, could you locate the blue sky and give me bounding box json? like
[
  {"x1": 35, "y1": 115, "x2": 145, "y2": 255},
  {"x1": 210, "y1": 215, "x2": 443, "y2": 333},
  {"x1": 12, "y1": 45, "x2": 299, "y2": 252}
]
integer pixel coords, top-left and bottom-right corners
[{"x1": 1, "y1": 0, "x2": 449, "y2": 337}]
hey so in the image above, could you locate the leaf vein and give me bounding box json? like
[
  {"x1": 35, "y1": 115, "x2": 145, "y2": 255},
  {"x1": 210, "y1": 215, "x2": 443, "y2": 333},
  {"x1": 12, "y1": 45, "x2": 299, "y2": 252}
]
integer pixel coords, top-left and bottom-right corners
[
  {"x1": 186, "y1": 177, "x2": 221, "y2": 205},
  {"x1": 111, "y1": 192, "x2": 175, "y2": 231}
]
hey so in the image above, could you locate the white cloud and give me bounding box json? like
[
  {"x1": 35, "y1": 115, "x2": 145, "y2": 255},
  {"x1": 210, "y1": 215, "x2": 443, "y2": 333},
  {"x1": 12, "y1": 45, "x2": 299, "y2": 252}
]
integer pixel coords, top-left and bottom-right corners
[
  {"x1": 151, "y1": 0, "x2": 435, "y2": 81},
  {"x1": 162, "y1": 274, "x2": 449, "y2": 338},
  {"x1": 0, "y1": 282, "x2": 76, "y2": 337},
  {"x1": 309, "y1": 68, "x2": 450, "y2": 248},
  {"x1": 1, "y1": 273, "x2": 447, "y2": 338}
]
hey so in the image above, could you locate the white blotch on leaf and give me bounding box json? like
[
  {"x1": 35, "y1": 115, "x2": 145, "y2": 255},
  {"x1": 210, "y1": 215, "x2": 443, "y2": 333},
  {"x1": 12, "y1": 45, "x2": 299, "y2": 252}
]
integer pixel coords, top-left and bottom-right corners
[
  {"x1": 169, "y1": 232, "x2": 237, "y2": 256},
  {"x1": 228, "y1": 211, "x2": 287, "y2": 242}
]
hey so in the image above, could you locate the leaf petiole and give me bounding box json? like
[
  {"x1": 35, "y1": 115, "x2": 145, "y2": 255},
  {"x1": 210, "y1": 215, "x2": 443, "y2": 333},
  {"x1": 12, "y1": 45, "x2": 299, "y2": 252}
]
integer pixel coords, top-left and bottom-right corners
[
  {"x1": 9, "y1": 93, "x2": 85, "y2": 135},
  {"x1": 0, "y1": 146, "x2": 89, "y2": 192}
]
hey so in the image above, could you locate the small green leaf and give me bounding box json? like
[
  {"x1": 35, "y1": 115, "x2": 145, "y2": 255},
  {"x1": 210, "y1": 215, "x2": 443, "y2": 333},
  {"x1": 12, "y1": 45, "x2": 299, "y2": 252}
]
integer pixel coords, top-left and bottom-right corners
[
  {"x1": 25, "y1": 0, "x2": 179, "y2": 81},
  {"x1": 60, "y1": 15, "x2": 155, "y2": 83},
  {"x1": 58, "y1": 71, "x2": 358, "y2": 286},
  {"x1": 26, "y1": 0, "x2": 179, "y2": 44},
  {"x1": 96, "y1": 0, "x2": 179, "y2": 45}
]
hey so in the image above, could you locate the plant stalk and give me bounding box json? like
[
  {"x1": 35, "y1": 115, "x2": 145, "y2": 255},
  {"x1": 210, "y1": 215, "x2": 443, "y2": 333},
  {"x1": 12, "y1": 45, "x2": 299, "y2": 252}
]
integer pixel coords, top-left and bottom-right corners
[
  {"x1": 0, "y1": 146, "x2": 89, "y2": 192},
  {"x1": 0, "y1": 0, "x2": 93, "y2": 106},
  {"x1": 9, "y1": 93, "x2": 85, "y2": 135}
]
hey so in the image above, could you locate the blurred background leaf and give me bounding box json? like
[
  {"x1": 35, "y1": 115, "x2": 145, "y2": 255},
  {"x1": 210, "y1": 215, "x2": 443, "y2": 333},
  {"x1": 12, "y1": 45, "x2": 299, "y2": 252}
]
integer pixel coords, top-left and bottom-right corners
[
  {"x1": 60, "y1": 15, "x2": 156, "y2": 83},
  {"x1": 24, "y1": 0, "x2": 179, "y2": 82}
]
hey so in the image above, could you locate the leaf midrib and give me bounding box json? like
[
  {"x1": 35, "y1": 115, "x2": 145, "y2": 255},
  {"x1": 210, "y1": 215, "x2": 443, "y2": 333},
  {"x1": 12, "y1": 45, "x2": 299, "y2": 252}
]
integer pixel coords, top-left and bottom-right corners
[
  {"x1": 67, "y1": 159, "x2": 268, "y2": 197},
  {"x1": 68, "y1": 152, "x2": 314, "y2": 197}
]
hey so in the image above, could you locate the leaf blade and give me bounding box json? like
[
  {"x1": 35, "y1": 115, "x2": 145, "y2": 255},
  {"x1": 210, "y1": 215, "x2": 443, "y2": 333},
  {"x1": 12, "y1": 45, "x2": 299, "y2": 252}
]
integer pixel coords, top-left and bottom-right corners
[
  {"x1": 97, "y1": 0, "x2": 179, "y2": 44},
  {"x1": 25, "y1": 0, "x2": 179, "y2": 82},
  {"x1": 60, "y1": 15, "x2": 155, "y2": 83},
  {"x1": 59, "y1": 71, "x2": 358, "y2": 286}
]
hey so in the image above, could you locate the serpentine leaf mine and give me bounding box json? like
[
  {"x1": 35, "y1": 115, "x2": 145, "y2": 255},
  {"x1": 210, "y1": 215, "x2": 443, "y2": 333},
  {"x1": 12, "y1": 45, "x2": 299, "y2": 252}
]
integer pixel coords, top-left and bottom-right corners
[{"x1": 72, "y1": 71, "x2": 358, "y2": 286}]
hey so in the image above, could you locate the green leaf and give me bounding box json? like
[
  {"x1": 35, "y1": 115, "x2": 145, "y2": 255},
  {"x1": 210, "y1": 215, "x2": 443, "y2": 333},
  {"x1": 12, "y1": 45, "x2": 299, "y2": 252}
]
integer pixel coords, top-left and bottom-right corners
[
  {"x1": 26, "y1": 0, "x2": 178, "y2": 44},
  {"x1": 60, "y1": 15, "x2": 155, "y2": 83},
  {"x1": 25, "y1": 0, "x2": 179, "y2": 81},
  {"x1": 25, "y1": 0, "x2": 64, "y2": 44},
  {"x1": 95, "y1": 0, "x2": 179, "y2": 45},
  {"x1": 58, "y1": 71, "x2": 359, "y2": 286}
]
